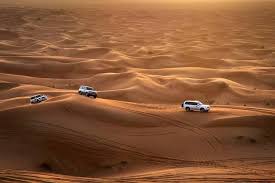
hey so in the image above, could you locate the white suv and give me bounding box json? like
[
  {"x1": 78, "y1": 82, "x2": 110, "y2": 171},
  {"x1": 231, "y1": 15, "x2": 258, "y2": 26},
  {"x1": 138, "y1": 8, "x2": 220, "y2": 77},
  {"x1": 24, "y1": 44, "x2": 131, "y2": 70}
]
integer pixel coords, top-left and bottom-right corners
[
  {"x1": 30, "y1": 94, "x2": 48, "y2": 104},
  {"x1": 78, "y1": 85, "x2": 97, "y2": 98},
  {"x1": 182, "y1": 100, "x2": 210, "y2": 112}
]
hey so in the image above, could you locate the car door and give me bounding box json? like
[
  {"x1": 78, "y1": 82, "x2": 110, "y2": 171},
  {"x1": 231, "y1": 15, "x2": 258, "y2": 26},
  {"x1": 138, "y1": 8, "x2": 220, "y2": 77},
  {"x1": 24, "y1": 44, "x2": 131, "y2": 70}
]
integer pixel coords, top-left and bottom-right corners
[
  {"x1": 38, "y1": 96, "x2": 43, "y2": 102},
  {"x1": 33, "y1": 97, "x2": 38, "y2": 103},
  {"x1": 190, "y1": 102, "x2": 197, "y2": 110},
  {"x1": 194, "y1": 102, "x2": 201, "y2": 111},
  {"x1": 84, "y1": 87, "x2": 88, "y2": 93}
]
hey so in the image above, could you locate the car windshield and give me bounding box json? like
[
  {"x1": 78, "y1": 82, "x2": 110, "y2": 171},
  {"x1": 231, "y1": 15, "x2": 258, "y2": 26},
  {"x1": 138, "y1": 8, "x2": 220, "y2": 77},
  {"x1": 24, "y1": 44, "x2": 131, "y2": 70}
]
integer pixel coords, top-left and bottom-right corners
[{"x1": 198, "y1": 102, "x2": 203, "y2": 105}]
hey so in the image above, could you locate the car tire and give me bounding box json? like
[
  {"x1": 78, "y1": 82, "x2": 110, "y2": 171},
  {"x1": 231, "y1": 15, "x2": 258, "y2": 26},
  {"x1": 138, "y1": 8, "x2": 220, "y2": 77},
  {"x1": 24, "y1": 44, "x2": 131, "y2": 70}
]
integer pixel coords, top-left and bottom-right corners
[
  {"x1": 200, "y1": 108, "x2": 205, "y2": 112},
  {"x1": 93, "y1": 95, "x2": 97, "y2": 99},
  {"x1": 185, "y1": 107, "x2": 190, "y2": 112}
]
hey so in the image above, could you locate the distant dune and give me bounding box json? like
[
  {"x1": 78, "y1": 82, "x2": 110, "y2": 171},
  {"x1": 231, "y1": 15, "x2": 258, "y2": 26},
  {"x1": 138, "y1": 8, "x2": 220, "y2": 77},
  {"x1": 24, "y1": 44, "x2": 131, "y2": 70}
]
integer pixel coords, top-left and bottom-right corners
[{"x1": 0, "y1": 1, "x2": 275, "y2": 182}]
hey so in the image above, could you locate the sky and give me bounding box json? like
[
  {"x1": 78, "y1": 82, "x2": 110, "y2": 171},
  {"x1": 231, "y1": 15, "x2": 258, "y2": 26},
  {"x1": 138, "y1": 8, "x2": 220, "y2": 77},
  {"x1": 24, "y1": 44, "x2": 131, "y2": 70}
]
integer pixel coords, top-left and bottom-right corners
[{"x1": 0, "y1": 0, "x2": 271, "y2": 8}]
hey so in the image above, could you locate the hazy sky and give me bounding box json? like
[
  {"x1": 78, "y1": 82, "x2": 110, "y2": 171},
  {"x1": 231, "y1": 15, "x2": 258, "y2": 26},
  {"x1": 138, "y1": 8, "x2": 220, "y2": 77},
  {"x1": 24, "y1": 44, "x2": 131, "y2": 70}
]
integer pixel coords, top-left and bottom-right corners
[{"x1": 0, "y1": 0, "x2": 271, "y2": 8}]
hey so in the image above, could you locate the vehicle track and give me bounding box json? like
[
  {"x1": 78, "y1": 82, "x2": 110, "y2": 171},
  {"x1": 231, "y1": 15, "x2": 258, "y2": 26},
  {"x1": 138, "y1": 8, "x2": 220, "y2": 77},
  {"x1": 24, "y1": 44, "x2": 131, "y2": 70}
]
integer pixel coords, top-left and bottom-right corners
[
  {"x1": 100, "y1": 100, "x2": 222, "y2": 151},
  {"x1": 214, "y1": 105, "x2": 275, "y2": 115},
  {"x1": 5, "y1": 119, "x2": 221, "y2": 168}
]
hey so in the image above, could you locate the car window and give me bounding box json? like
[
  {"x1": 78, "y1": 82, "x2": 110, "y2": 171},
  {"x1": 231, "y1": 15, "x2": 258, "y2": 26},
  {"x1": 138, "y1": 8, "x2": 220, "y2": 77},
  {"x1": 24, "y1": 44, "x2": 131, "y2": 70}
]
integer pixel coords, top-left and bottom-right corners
[
  {"x1": 87, "y1": 87, "x2": 94, "y2": 90},
  {"x1": 191, "y1": 102, "x2": 197, "y2": 105}
]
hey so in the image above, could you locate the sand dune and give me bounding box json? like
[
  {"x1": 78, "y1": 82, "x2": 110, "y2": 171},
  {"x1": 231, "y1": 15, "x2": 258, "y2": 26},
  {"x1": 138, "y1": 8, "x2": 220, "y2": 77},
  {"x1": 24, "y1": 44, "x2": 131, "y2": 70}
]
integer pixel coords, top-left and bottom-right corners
[{"x1": 0, "y1": 1, "x2": 275, "y2": 182}]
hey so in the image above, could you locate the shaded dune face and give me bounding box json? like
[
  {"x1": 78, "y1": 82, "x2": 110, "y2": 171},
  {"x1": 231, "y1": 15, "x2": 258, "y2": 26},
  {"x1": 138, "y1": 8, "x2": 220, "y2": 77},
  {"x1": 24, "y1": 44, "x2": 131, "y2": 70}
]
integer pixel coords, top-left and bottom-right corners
[{"x1": 0, "y1": 2, "x2": 275, "y2": 182}]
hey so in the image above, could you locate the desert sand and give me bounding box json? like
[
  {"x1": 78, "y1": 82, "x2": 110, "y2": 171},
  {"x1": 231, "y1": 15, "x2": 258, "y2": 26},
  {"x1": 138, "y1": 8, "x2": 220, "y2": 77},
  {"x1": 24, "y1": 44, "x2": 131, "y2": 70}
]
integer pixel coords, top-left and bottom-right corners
[{"x1": 0, "y1": 1, "x2": 275, "y2": 182}]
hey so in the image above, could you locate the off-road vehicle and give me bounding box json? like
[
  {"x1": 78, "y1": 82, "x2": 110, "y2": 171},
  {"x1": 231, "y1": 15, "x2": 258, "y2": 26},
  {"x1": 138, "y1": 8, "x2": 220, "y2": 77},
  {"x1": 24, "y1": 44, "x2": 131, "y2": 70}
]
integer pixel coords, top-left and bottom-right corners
[
  {"x1": 30, "y1": 94, "x2": 48, "y2": 104},
  {"x1": 78, "y1": 85, "x2": 97, "y2": 98},
  {"x1": 182, "y1": 100, "x2": 210, "y2": 112}
]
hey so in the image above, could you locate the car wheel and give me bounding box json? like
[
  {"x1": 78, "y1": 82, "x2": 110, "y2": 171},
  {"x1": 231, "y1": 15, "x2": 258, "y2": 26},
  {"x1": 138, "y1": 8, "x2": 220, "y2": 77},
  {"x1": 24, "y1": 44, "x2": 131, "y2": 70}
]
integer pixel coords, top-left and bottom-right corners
[
  {"x1": 200, "y1": 108, "x2": 205, "y2": 112},
  {"x1": 185, "y1": 107, "x2": 190, "y2": 112},
  {"x1": 93, "y1": 95, "x2": 97, "y2": 99}
]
